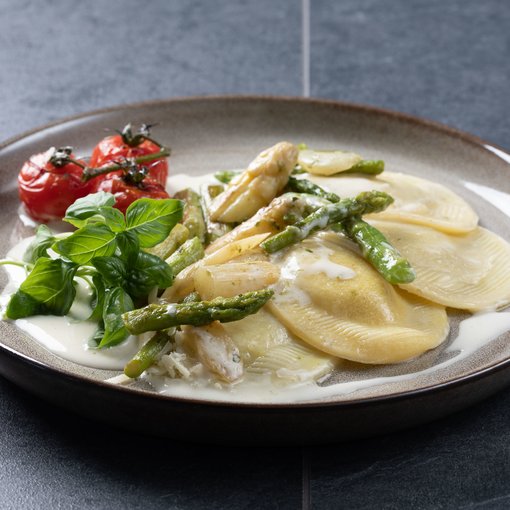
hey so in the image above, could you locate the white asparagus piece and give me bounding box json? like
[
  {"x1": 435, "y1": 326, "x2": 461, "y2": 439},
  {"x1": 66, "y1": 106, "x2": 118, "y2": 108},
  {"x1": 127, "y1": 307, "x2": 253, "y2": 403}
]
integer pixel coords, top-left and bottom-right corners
[
  {"x1": 209, "y1": 141, "x2": 298, "y2": 223},
  {"x1": 194, "y1": 261, "x2": 280, "y2": 300}
]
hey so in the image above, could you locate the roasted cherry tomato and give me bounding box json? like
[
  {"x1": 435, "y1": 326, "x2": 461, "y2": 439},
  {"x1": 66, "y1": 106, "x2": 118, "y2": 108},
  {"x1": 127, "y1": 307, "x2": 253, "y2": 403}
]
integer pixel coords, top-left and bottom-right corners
[
  {"x1": 18, "y1": 147, "x2": 89, "y2": 222},
  {"x1": 91, "y1": 169, "x2": 169, "y2": 214},
  {"x1": 90, "y1": 123, "x2": 168, "y2": 186}
]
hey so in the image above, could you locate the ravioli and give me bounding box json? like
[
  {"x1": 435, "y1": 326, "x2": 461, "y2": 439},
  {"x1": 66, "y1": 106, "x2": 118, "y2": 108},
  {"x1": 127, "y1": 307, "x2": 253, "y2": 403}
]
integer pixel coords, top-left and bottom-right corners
[
  {"x1": 268, "y1": 233, "x2": 449, "y2": 364},
  {"x1": 222, "y1": 308, "x2": 335, "y2": 382},
  {"x1": 307, "y1": 171, "x2": 478, "y2": 234},
  {"x1": 371, "y1": 220, "x2": 510, "y2": 312}
]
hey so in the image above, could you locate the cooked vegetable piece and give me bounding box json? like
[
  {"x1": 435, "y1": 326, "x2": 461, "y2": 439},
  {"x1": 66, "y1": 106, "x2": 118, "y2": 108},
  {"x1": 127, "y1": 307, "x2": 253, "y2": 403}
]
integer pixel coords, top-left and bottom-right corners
[
  {"x1": 200, "y1": 184, "x2": 232, "y2": 244},
  {"x1": 166, "y1": 237, "x2": 204, "y2": 277},
  {"x1": 205, "y1": 192, "x2": 329, "y2": 255},
  {"x1": 261, "y1": 191, "x2": 394, "y2": 254},
  {"x1": 123, "y1": 289, "x2": 274, "y2": 335},
  {"x1": 182, "y1": 321, "x2": 243, "y2": 382},
  {"x1": 298, "y1": 149, "x2": 362, "y2": 176},
  {"x1": 344, "y1": 160, "x2": 384, "y2": 175},
  {"x1": 194, "y1": 261, "x2": 280, "y2": 300},
  {"x1": 285, "y1": 176, "x2": 340, "y2": 202},
  {"x1": 268, "y1": 234, "x2": 449, "y2": 364},
  {"x1": 173, "y1": 188, "x2": 207, "y2": 244},
  {"x1": 124, "y1": 330, "x2": 174, "y2": 378},
  {"x1": 214, "y1": 170, "x2": 238, "y2": 184},
  {"x1": 371, "y1": 220, "x2": 510, "y2": 311},
  {"x1": 161, "y1": 233, "x2": 271, "y2": 302},
  {"x1": 210, "y1": 142, "x2": 298, "y2": 223},
  {"x1": 336, "y1": 217, "x2": 416, "y2": 284},
  {"x1": 146, "y1": 223, "x2": 189, "y2": 260}
]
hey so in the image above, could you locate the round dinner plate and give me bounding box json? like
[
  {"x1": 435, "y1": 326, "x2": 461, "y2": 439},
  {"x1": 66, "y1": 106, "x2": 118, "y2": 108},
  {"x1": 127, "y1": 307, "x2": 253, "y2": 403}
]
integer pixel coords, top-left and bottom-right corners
[{"x1": 1, "y1": 96, "x2": 510, "y2": 445}]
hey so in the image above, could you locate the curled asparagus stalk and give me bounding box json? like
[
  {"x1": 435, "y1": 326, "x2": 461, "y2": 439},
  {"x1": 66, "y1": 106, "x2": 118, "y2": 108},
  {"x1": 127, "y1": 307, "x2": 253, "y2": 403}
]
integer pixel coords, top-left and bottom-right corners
[
  {"x1": 123, "y1": 289, "x2": 274, "y2": 335},
  {"x1": 146, "y1": 223, "x2": 190, "y2": 260},
  {"x1": 173, "y1": 188, "x2": 207, "y2": 244},
  {"x1": 123, "y1": 330, "x2": 175, "y2": 378},
  {"x1": 166, "y1": 237, "x2": 204, "y2": 277},
  {"x1": 261, "y1": 191, "x2": 394, "y2": 254},
  {"x1": 334, "y1": 217, "x2": 416, "y2": 284},
  {"x1": 285, "y1": 176, "x2": 340, "y2": 203}
]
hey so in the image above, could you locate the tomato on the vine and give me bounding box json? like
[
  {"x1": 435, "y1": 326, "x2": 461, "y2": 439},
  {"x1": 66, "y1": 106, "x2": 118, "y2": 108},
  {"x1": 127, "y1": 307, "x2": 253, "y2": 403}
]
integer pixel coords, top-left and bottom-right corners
[
  {"x1": 90, "y1": 123, "x2": 168, "y2": 186},
  {"x1": 90, "y1": 160, "x2": 169, "y2": 214},
  {"x1": 18, "y1": 147, "x2": 89, "y2": 222}
]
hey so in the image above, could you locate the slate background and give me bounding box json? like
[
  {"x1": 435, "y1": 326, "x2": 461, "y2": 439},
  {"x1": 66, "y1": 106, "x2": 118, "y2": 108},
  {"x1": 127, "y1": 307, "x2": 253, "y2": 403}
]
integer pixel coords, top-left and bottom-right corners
[{"x1": 1, "y1": 0, "x2": 509, "y2": 508}]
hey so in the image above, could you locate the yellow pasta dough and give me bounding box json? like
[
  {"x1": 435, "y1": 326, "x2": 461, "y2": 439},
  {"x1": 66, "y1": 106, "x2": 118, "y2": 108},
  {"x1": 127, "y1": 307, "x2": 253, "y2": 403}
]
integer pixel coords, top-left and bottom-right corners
[
  {"x1": 307, "y1": 171, "x2": 478, "y2": 234},
  {"x1": 371, "y1": 220, "x2": 510, "y2": 312},
  {"x1": 268, "y1": 233, "x2": 449, "y2": 364}
]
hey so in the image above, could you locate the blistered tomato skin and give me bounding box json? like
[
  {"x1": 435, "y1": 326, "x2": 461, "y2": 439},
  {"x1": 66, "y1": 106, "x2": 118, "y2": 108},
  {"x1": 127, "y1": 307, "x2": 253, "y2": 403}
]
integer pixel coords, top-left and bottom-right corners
[
  {"x1": 90, "y1": 135, "x2": 168, "y2": 186},
  {"x1": 92, "y1": 174, "x2": 170, "y2": 214},
  {"x1": 18, "y1": 149, "x2": 89, "y2": 222}
]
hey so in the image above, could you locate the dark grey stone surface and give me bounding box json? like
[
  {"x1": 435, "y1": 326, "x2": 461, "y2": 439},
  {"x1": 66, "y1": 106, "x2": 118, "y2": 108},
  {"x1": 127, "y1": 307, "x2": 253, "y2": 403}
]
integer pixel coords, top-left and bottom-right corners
[
  {"x1": 311, "y1": 0, "x2": 510, "y2": 150},
  {"x1": 1, "y1": 0, "x2": 510, "y2": 508}
]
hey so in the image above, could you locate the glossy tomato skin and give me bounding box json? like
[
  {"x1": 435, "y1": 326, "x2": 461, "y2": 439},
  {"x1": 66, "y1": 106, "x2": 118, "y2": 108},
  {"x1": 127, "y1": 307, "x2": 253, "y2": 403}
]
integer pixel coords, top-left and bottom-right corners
[
  {"x1": 90, "y1": 135, "x2": 168, "y2": 186},
  {"x1": 92, "y1": 174, "x2": 170, "y2": 214},
  {"x1": 18, "y1": 149, "x2": 89, "y2": 222}
]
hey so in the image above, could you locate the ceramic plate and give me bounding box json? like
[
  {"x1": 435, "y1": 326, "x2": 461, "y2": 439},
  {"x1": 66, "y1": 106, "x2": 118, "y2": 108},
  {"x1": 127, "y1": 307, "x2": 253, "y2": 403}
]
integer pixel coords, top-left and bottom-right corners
[{"x1": 1, "y1": 96, "x2": 510, "y2": 445}]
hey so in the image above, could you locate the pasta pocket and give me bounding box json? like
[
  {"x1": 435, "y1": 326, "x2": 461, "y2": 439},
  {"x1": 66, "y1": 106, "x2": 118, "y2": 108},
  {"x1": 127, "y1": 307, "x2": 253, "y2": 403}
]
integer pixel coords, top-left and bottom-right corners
[
  {"x1": 307, "y1": 171, "x2": 478, "y2": 234},
  {"x1": 268, "y1": 234, "x2": 449, "y2": 364},
  {"x1": 371, "y1": 220, "x2": 510, "y2": 312}
]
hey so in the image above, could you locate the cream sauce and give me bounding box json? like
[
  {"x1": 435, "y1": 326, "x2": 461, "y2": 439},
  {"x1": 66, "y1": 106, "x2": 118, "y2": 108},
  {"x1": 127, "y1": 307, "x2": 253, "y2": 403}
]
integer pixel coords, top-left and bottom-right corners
[{"x1": 145, "y1": 311, "x2": 510, "y2": 403}]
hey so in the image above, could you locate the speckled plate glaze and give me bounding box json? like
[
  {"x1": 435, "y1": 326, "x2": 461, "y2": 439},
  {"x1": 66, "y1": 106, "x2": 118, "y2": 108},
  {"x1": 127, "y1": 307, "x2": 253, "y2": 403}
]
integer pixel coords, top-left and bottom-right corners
[{"x1": 1, "y1": 96, "x2": 510, "y2": 445}]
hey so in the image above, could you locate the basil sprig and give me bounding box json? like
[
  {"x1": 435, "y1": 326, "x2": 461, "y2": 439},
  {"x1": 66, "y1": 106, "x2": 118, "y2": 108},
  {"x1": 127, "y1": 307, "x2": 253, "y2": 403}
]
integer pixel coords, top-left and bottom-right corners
[{"x1": 6, "y1": 192, "x2": 183, "y2": 349}]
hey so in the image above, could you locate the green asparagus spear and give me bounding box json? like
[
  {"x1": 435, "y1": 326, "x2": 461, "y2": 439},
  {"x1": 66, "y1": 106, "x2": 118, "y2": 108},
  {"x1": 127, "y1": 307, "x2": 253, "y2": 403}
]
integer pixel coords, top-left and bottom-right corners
[
  {"x1": 261, "y1": 191, "x2": 394, "y2": 254},
  {"x1": 123, "y1": 330, "x2": 175, "y2": 378},
  {"x1": 123, "y1": 289, "x2": 274, "y2": 335},
  {"x1": 173, "y1": 188, "x2": 207, "y2": 244},
  {"x1": 285, "y1": 176, "x2": 340, "y2": 203},
  {"x1": 343, "y1": 160, "x2": 384, "y2": 175},
  {"x1": 334, "y1": 217, "x2": 416, "y2": 284},
  {"x1": 146, "y1": 223, "x2": 190, "y2": 260},
  {"x1": 200, "y1": 184, "x2": 233, "y2": 244},
  {"x1": 214, "y1": 170, "x2": 239, "y2": 184},
  {"x1": 166, "y1": 237, "x2": 204, "y2": 276}
]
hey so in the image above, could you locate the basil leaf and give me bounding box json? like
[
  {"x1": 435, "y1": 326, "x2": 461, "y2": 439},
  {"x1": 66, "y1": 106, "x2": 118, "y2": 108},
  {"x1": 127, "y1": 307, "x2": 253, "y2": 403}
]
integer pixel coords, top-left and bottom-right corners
[
  {"x1": 64, "y1": 191, "x2": 126, "y2": 232},
  {"x1": 53, "y1": 224, "x2": 117, "y2": 265},
  {"x1": 116, "y1": 230, "x2": 140, "y2": 267},
  {"x1": 88, "y1": 274, "x2": 106, "y2": 322},
  {"x1": 125, "y1": 198, "x2": 183, "y2": 248},
  {"x1": 92, "y1": 256, "x2": 127, "y2": 288},
  {"x1": 98, "y1": 287, "x2": 134, "y2": 348},
  {"x1": 23, "y1": 225, "x2": 55, "y2": 263},
  {"x1": 125, "y1": 252, "x2": 174, "y2": 299},
  {"x1": 5, "y1": 290, "x2": 44, "y2": 319},
  {"x1": 64, "y1": 192, "x2": 115, "y2": 225},
  {"x1": 5, "y1": 258, "x2": 77, "y2": 319}
]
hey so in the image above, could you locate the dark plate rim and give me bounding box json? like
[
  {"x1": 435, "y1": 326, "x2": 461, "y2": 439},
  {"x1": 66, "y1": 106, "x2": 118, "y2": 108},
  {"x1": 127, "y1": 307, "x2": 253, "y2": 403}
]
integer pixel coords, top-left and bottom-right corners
[{"x1": 1, "y1": 94, "x2": 510, "y2": 411}]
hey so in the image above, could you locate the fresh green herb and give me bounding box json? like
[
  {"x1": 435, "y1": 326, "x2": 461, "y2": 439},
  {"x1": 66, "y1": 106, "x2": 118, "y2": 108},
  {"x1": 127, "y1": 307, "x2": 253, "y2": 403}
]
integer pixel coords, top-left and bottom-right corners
[
  {"x1": 6, "y1": 192, "x2": 186, "y2": 349},
  {"x1": 6, "y1": 258, "x2": 77, "y2": 319},
  {"x1": 23, "y1": 225, "x2": 56, "y2": 263}
]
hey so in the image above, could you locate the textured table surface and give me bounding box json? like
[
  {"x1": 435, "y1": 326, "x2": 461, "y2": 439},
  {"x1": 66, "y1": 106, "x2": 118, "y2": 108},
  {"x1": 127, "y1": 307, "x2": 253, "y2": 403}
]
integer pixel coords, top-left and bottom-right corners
[{"x1": 1, "y1": 1, "x2": 510, "y2": 508}]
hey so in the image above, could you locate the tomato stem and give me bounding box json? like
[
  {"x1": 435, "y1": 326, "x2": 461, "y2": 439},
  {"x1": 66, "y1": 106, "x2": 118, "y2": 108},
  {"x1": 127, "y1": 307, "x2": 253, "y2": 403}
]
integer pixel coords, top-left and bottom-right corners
[
  {"x1": 120, "y1": 123, "x2": 163, "y2": 148},
  {"x1": 81, "y1": 148, "x2": 170, "y2": 182}
]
